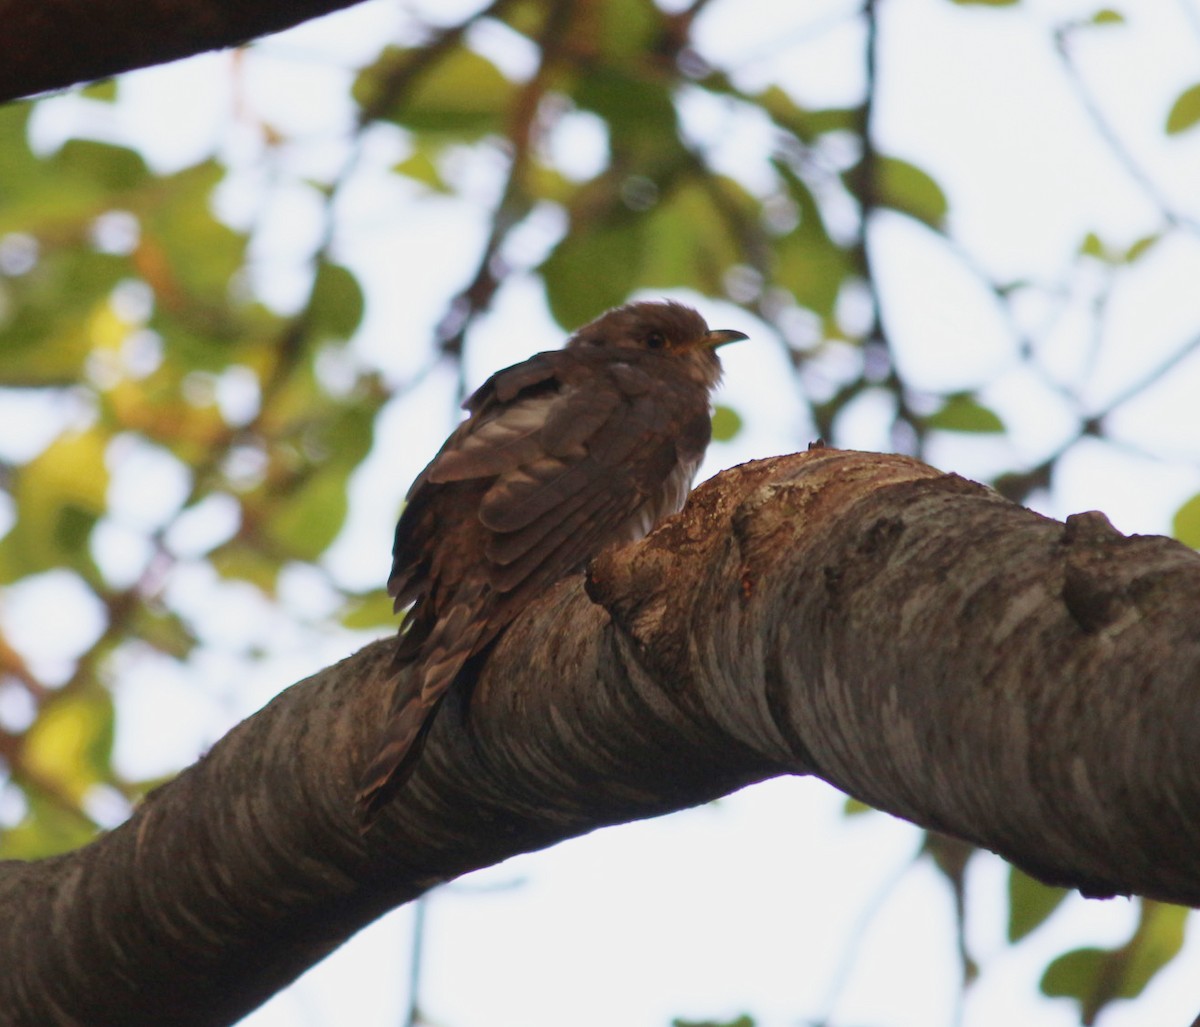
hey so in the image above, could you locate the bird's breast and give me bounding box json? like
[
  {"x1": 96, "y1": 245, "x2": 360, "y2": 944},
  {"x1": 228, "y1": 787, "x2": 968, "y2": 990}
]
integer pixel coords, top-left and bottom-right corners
[{"x1": 617, "y1": 453, "x2": 700, "y2": 543}]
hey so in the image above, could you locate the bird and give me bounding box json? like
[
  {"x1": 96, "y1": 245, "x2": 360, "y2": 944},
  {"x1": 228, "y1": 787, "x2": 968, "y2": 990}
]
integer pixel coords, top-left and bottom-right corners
[{"x1": 356, "y1": 300, "x2": 747, "y2": 819}]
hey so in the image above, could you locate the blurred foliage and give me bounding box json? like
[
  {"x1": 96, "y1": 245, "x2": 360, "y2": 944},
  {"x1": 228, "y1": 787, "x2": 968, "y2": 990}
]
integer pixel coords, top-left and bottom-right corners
[
  {"x1": 1008, "y1": 866, "x2": 1069, "y2": 943},
  {"x1": 0, "y1": 0, "x2": 1197, "y2": 1023},
  {"x1": 1172, "y1": 493, "x2": 1200, "y2": 548},
  {"x1": 1041, "y1": 901, "x2": 1188, "y2": 1024},
  {"x1": 924, "y1": 393, "x2": 1005, "y2": 435},
  {"x1": 1165, "y1": 82, "x2": 1200, "y2": 136},
  {"x1": 673, "y1": 1017, "x2": 755, "y2": 1027}
]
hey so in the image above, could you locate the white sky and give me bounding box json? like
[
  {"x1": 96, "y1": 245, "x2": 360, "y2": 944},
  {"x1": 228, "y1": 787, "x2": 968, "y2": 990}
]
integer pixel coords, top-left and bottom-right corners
[{"x1": 3, "y1": 0, "x2": 1200, "y2": 1025}]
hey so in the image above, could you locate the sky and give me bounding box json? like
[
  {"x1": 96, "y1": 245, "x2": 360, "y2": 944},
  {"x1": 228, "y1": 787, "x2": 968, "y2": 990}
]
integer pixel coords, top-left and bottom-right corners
[{"x1": 4, "y1": 0, "x2": 1200, "y2": 1025}]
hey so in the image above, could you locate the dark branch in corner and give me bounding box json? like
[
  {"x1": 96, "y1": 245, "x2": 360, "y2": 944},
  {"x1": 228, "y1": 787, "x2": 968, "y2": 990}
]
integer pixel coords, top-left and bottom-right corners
[{"x1": 0, "y1": 0, "x2": 370, "y2": 104}]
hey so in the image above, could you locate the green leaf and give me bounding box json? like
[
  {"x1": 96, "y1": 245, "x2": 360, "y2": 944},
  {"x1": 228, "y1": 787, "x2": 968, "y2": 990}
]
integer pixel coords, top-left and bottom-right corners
[
  {"x1": 209, "y1": 540, "x2": 280, "y2": 593},
  {"x1": 24, "y1": 689, "x2": 116, "y2": 802},
  {"x1": 1041, "y1": 947, "x2": 1106, "y2": 1001},
  {"x1": 1040, "y1": 901, "x2": 1189, "y2": 1021},
  {"x1": 573, "y1": 65, "x2": 680, "y2": 159},
  {"x1": 542, "y1": 214, "x2": 643, "y2": 328},
  {"x1": 673, "y1": 1018, "x2": 755, "y2": 1027},
  {"x1": 393, "y1": 148, "x2": 451, "y2": 192},
  {"x1": 1080, "y1": 231, "x2": 1107, "y2": 259},
  {"x1": 308, "y1": 261, "x2": 364, "y2": 339},
  {"x1": 842, "y1": 796, "x2": 874, "y2": 816},
  {"x1": 641, "y1": 177, "x2": 748, "y2": 295},
  {"x1": 525, "y1": 160, "x2": 576, "y2": 205},
  {"x1": 755, "y1": 87, "x2": 856, "y2": 140},
  {"x1": 139, "y1": 159, "x2": 245, "y2": 305},
  {"x1": 356, "y1": 46, "x2": 514, "y2": 136},
  {"x1": 1008, "y1": 866, "x2": 1069, "y2": 941},
  {"x1": 264, "y1": 469, "x2": 349, "y2": 562},
  {"x1": 81, "y1": 79, "x2": 119, "y2": 101},
  {"x1": 102, "y1": 362, "x2": 231, "y2": 461},
  {"x1": 876, "y1": 155, "x2": 949, "y2": 229},
  {"x1": 495, "y1": 0, "x2": 553, "y2": 40},
  {"x1": 1090, "y1": 8, "x2": 1125, "y2": 24},
  {"x1": 149, "y1": 297, "x2": 283, "y2": 378},
  {"x1": 922, "y1": 832, "x2": 975, "y2": 883},
  {"x1": 772, "y1": 159, "x2": 853, "y2": 319},
  {"x1": 1172, "y1": 492, "x2": 1200, "y2": 548},
  {"x1": 0, "y1": 249, "x2": 128, "y2": 383},
  {"x1": 0, "y1": 793, "x2": 99, "y2": 859},
  {"x1": 0, "y1": 104, "x2": 40, "y2": 211},
  {"x1": 710, "y1": 404, "x2": 743, "y2": 442},
  {"x1": 260, "y1": 406, "x2": 375, "y2": 562},
  {"x1": 926, "y1": 394, "x2": 1005, "y2": 433},
  {"x1": 591, "y1": 0, "x2": 660, "y2": 61},
  {"x1": 0, "y1": 130, "x2": 150, "y2": 235},
  {"x1": 0, "y1": 429, "x2": 111, "y2": 580},
  {"x1": 1123, "y1": 233, "x2": 1160, "y2": 263},
  {"x1": 55, "y1": 139, "x2": 149, "y2": 193},
  {"x1": 1166, "y1": 83, "x2": 1200, "y2": 136},
  {"x1": 341, "y1": 589, "x2": 397, "y2": 630},
  {"x1": 133, "y1": 606, "x2": 198, "y2": 659},
  {"x1": 1121, "y1": 902, "x2": 1188, "y2": 999}
]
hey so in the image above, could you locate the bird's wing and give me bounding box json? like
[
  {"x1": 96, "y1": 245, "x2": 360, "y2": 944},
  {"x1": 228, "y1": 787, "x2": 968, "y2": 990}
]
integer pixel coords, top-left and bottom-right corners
[
  {"x1": 390, "y1": 351, "x2": 710, "y2": 620},
  {"x1": 479, "y1": 369, "x2": 711, "y2": 598},
  {"x1": 386, "y1": 353, "x2": 573, "y2": 604},
  {"x1": 356, "y1": 572, "x2": 492, "y2": 820},
  {"x1": 426, "y1": 356, "x2": 620, "y2": 484},
  {"x1": 391, "y1": 350, "x2": 637, "y2": 592}
]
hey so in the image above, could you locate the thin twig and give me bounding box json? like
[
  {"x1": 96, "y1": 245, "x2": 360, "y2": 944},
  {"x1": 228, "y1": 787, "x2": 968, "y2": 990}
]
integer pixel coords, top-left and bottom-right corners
[
  {"x1": 433, "y1": 0, "x2": 577, "y2": 394},
  {"x1": 1054, "y1": 24, "x2": 1200, "y2": 236},
  {"x1": 403, "y1": 896, "x2": 428, "y2": 1027}
]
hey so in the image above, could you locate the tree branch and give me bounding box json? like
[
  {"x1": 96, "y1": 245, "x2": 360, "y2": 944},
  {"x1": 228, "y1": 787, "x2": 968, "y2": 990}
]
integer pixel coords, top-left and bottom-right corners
[
  {"x1": 2, "y1": 448, "x2": 1199, "y2": 1025},
  {"x1": 0, "y1": 0, "x2": 366, "y2": 103}
]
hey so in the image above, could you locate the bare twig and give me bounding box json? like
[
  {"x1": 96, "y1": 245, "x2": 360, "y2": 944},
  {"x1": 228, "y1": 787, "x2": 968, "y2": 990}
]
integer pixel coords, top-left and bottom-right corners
[{"x1": 1054, "y1": 24, "x2": 1200, "y2": 236}]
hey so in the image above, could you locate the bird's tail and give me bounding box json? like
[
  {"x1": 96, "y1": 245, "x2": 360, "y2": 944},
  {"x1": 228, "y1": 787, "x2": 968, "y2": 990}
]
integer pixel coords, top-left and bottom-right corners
[
  {"x1": 355, "y1": 685, "x2": 448, "y2": 824},
  {"x1": 355, "y1": 590, "x2": 490, "y2": 826}
]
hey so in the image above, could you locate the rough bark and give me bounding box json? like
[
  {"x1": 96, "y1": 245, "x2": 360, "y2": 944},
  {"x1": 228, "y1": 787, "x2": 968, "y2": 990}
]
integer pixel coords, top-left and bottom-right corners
[
  {"x1": 0, "y1": 0, "x2": 363, "y2": 103},
  {"x1": 2, "y1": 447, "x2": 1198, "y2": 1026}
]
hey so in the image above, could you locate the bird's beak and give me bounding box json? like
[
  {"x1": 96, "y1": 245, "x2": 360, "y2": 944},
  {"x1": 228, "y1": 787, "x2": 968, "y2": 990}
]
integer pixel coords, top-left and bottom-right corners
[{"x1": 702, "y1": 328, "x2": 749, "y2": 349}]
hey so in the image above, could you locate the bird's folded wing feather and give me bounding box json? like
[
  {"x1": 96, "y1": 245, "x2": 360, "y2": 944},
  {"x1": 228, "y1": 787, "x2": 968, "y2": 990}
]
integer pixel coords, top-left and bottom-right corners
[
  {"x1": 428, "y1": 381, "x2": 619, "y2": 483},
  {"x1": 384, "y1": 356, "x2": 570, "y2": 602},
  {"x1": 480, "y1": 389, "x2": 705, "y2": 600},
  {"x1": 389, "y1": 352, "x2": 708, "y2": 623}
]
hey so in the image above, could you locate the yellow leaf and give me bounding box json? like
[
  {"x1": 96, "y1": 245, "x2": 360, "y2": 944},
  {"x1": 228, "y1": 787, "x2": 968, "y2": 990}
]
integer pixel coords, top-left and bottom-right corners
[
  {"x1": 0, "y1": 429, "x2": 111, "y2": 579},
  {"x1": 23, "y1": 691, "x2": 115, "y2": 801},
  {"x1": 19, "y1": 430, "x2": 110, "y2": 516}
]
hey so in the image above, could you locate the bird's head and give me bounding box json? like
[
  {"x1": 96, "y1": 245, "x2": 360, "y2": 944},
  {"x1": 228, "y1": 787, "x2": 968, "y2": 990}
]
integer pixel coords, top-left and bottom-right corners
[{"x1": 566, "y1": 300, "x2": 748, "y2": 388}]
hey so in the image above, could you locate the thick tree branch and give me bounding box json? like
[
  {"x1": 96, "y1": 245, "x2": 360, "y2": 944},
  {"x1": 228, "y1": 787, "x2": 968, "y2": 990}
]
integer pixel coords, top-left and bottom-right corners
[
  {"x1": 0, "y1": 0, "x2": 365, "y2": 103},
  {"x1": 2, "y1": 448, "x2": 1199, "y2": 1025}
]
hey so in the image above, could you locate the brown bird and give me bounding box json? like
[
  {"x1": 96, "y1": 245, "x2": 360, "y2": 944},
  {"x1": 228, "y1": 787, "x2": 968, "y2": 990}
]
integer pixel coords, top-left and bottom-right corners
[{"x1": 356, "y1": 300, "x2": 747, "y2": 818}]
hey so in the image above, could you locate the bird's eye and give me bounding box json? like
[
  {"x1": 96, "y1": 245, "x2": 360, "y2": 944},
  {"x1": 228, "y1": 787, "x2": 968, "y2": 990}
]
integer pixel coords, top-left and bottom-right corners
[{"x1": 645, "y1": 332, "x2": 666, "y2": 350}]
